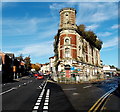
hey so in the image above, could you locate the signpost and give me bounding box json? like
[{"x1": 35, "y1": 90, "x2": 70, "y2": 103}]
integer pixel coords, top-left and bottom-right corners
[
  {"x1": 13, "y1": 66, "x2": 16, "y2": 79},
  {"x1": 66, "y1": 70, "x2": 71, "y2": 78},
  {"x1": 70, "y1": 67, "x2": 75, "y2": 70},
  {"x1": 78, "y1": 69, "x2": 81, "y2": 71}
]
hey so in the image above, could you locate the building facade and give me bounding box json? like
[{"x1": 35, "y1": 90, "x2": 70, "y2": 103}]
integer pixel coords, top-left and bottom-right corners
[{"x1": 54, "y1": 8, "x2": 103, "y2": 81}]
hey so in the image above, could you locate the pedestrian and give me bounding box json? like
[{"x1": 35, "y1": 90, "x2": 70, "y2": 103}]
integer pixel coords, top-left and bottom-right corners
[{"x1": 76, "y1": 75, "x2": 80, "y2": 83}]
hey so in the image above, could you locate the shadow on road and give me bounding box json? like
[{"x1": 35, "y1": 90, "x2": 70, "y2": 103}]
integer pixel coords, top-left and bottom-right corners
[{"x1": 46, "y1": 82, "x2": 76, "y2": 112}]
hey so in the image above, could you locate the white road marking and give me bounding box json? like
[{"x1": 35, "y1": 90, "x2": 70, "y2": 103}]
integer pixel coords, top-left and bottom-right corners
[
  {"x1": 83, "y1": 85, "x2": 92, "y2": 88},
  {"x1": 37, "y1": 100, "x2": 41, "y2": 102},
  {"x1": 32, "y1": 80, "x2": 48, "y2": 111},
  {"x1": 35, "y1": 103, "x2": 40, "y2": 105},
  {"x1": 43, "y1": 111, "x2": 48, "y2": 112},
  {"x1": 44, "y1": 103, "x2": 48, "y2": 105},
  {"x1": 63, "y1": 88, "x2": 77, "y2": 90},
  {"x1": 32, "y1": 110, "x2": 37, "y2": 112},
  {"x1": 45, "y1": 97, "x2": 49, "y2": 99},
  {"x1": 38, "y1": 98, "x2": 42, "y2": 100},
  {"x1": 33, "y1": 106, "x2": 39, "y2": 110},
  {"x1": 39, "y1": 86, "x2": 42, "y2": 89},
  {"x1": 45, "y1": 100, "x2": 49, "y2": 103},
  {"x1": 72, "y1": 92, "x2": 79, "y2": 96},
  {"x1": 43, "y1": 89, "x2": 50, "y2": 111},
  {"x1": 12, "y1": 87, "x2": 18, "y2": 89},
  {"x1": 39, "y1": 95, "x2": 43, "y2": 97},
  {"x1": 0, "y1": 88, "x2": 15, "y2": 95},
  {"x1": 43, "y1": 106, "x2": 48, "y2": 109}
]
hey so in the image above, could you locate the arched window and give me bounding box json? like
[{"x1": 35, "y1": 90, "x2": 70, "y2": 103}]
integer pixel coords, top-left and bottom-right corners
[
  {"x1": 65, "y1": 38, "x2": 70, "y2": 44},
  {"x1": 65, "y1": 38, "x2": 69, "y2": 44},
  {"x1": 65, "y1": 48, "x2": 70, "y2": 57}
]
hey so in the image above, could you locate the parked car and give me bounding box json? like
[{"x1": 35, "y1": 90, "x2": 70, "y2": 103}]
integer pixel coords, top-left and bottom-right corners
[
  {"x1": 36, "y1": 74, "x2": 44, "y2": 79},
  {"x1": 34, "y1": 73, "x2": 39, "y2": 77}
]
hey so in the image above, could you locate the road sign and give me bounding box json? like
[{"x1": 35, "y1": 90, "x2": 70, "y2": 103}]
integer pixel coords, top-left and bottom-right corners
[
  {"x1": 66, "y1": 70, "x2": 71, "y2": 78},
  {"x1": 78, "y1": 69, "x2": 81, "y2": 71},
  {"x1": 13, "y1": 66, "x2": 16, "y2": 72},
  {"x1": 71, "y1": 67, "x2": 75, "y2": 70}
]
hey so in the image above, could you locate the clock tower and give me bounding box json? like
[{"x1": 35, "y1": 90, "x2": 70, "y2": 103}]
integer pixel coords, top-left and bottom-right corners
[
  {"x1": 58, "y1": 8, "x2": 78, "y2": 67},
  {"x1": 59, "y1": 8, "x2": 77, "y2": 30}
]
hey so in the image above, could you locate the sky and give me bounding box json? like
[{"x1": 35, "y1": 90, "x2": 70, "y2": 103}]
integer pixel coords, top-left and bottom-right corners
[{"x1": 1, "y1": 2, "x2": 120, "y2": 68}]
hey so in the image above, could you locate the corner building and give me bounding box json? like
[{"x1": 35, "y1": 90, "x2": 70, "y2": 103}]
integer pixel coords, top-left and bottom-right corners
[{"x1": 56, "y1": 8, "x2": 102, "y2": 81}]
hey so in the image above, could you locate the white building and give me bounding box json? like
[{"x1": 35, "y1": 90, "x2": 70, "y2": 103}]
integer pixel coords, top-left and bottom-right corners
[
  {"x1": 103, "y1": 65, "x2": 117, "y2": 76},
  {"x1": 40, "y1": 63, "x2": 50, "y2": 73}
]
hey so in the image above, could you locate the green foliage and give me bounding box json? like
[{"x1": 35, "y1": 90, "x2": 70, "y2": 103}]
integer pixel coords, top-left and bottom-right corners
[
  {"x1": 77, "y1": 24, "x2": 103, "y2": 50},
  {"x1": 24, "y1": 56, "x2": 31, "y2": 71}
]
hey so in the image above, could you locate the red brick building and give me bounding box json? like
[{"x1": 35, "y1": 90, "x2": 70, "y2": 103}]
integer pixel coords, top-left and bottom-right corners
[{"x1": 54, "y1": 8, "x2": 103, "y2": 81}]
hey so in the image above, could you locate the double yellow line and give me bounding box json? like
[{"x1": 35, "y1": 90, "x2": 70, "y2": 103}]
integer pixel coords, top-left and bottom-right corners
[{"x1": 88, "y1": 88, "x2": 116, "y2": 112}]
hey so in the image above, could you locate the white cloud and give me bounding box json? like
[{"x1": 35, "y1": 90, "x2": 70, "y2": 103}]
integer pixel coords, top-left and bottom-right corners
[
  {"x1": 49, "y1": 3, "x2": 65, "y2": 10},
  {"x1": 15, "y1": 40, "x2": 54, "y2": 57},
  {"x1": 86, "y1": 24, "x2": 99, "y2": 31},
  {"x1": 102, "y1": 37, "x2": 118, "y2": 48},
  {"x1": 111, "y1": 24, "x2": 120, "y2": 29},
  {"x1": 49, "y1": 2, "x2": 118, "y2": 25},
  {"x1": 45, "y1": 2, "x2": 118, "y2": 26},
  {"x1": 76, "y1": 2, "x2": 118, "y2": 24},
  {"x1": 97, "y1": 32, "x2": 112, "y2": 37},
  {"x1": 3, "y1": 17, "x2": 56, "y2": 37}
]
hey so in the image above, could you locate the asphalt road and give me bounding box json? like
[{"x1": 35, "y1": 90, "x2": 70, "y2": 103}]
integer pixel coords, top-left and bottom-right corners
[
  {"x1": 59, "y1": 77, "x2": 120, "y2": 111},
  {"x1": 2, "y1": 76, "x2": 75, "y2": 112},
  {"x1": 1, "y1": 76, "x2": 120, "y2": 112}
]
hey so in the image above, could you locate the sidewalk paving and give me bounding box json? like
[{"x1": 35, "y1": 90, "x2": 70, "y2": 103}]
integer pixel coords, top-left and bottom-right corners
[{"x1": 13, "y1": 76, "x2": 30, "y2": 81}]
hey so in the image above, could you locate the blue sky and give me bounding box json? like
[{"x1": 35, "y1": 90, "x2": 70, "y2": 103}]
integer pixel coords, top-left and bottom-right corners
[{"x1": 1, "y1": 2, "x2": 119, "y2": 67}]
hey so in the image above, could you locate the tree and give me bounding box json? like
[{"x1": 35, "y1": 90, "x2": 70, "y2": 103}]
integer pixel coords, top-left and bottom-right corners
[
  {"x1": 17, "y1": 54, "x2": 24, "y2": 61},
  {"x1": 24, "y1": 56, "x2": 31, "y2": 71},
  {"x1": 85, "y1": 31, "x2": 96, "y2": 44},
  {"x1": 77, "y1": 24, "x2": 103, "y2": 50},
  {"x1": 77, "y1": 24, "x2": 86, "y2": 38},
  {"x1": 77, "y1": 24, "x2": 86, "y2": 32},
  {"x1": 95, "y1": 39, "x2": 103, "y2": 50},
  {"x1": 31, "y1": 64, "x2": 40, "y2": 71}
]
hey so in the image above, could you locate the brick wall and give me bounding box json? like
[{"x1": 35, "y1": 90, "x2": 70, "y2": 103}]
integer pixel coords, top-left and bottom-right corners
[{"x1": 71, "y1": 49, "x2": 77, "y2": 59}]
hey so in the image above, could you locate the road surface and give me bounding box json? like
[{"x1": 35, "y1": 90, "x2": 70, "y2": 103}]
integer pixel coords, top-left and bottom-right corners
[{"x1": 1, "y1": 76, "x2": 120, "y2": 111}]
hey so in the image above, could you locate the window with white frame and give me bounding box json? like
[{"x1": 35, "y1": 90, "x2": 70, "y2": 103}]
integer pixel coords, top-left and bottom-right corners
[
  {"x1": 65, "y1": 38, "x2": 70, "y2": 44},
  {"x1": 65, "y1": 48, "x2": 70, "y2": 57}
]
